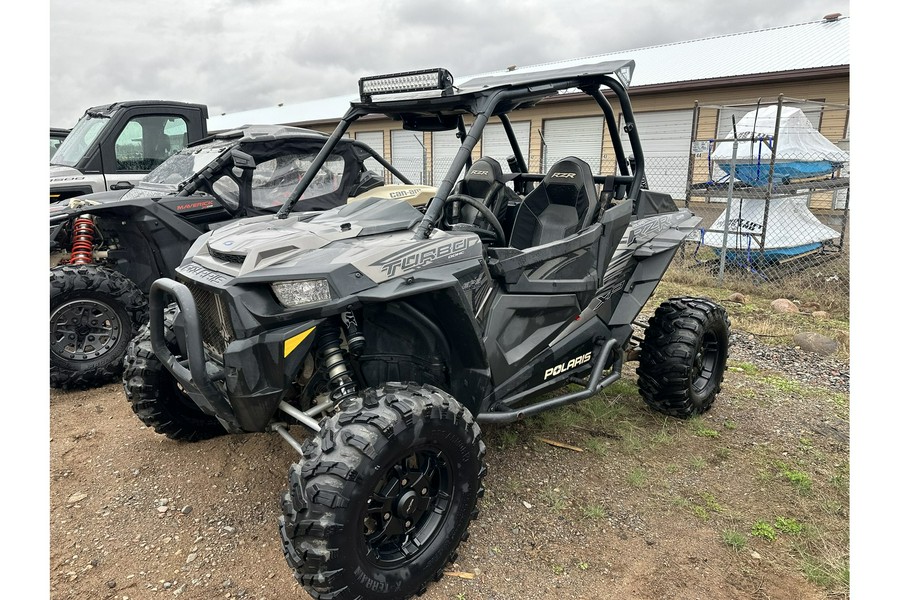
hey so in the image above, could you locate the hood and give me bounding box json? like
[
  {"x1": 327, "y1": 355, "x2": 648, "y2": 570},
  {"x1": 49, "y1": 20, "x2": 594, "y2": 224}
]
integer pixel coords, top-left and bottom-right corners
[
  {"x1": 49, "y1": 165, "x2": 84, "y2": 181},
  {"x1": 187, "y1": 197, "x2": 480, "y2": 284},
  {"x1": 49, "y1": 190, "x2": 130, "y2": 218},
  {"x1": 206, "y1": 197, "x2": 423, "y2": 255}
]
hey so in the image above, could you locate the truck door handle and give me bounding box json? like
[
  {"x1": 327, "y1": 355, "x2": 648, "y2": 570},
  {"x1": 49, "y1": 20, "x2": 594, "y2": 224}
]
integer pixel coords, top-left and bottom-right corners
[{"x1": 110, "y1": 181, "x2": 134, "y2": 190}]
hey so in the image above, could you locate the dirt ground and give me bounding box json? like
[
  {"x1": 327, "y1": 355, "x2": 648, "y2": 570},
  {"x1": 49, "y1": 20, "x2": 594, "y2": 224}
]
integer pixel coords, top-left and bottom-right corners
[{"x1": 49, "y1": 336, "x2": 849, "y2": 600}]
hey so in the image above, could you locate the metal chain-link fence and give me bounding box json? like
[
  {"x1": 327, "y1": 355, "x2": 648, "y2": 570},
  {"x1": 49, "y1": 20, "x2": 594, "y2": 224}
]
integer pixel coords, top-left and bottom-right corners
[{"x1": 646, "y1": 98, "x2": 850, "y2": 318}]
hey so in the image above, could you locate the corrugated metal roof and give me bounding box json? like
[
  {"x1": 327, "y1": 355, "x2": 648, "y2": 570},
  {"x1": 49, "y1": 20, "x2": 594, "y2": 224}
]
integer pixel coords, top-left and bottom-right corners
[{"x1": 208, "y1": 17, "x2": 848, "y2": 132}]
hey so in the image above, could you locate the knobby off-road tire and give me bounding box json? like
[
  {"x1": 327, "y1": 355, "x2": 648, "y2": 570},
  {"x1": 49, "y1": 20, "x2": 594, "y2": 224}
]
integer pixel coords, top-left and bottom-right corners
[
  {"x1": 50, "y1": 264, "x2": 147, "y2": 389},
  {"x1": 637, "y1": 297, "x2": 730, "y2": 418},
  {"x1": 122, "y1": 305, "x2": 226, "y2": 442},
  {"x1": 279, "y1": 383, "x2": 486, "y2": 600}
]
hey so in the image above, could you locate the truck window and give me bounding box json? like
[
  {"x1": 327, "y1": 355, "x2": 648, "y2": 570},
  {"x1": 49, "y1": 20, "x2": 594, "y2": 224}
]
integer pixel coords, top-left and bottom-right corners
[
  {"x1": 51, "y1": 114, "x2": 108, "y2": 167},
  {"x1": 115, "y1": 115, "x2": 188, "y2": 172}
]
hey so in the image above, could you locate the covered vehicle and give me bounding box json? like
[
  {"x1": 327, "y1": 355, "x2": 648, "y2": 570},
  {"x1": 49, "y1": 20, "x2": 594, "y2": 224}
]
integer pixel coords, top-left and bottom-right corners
[
  {"x1": 711, "y1": 105, "x2": 849, "y2": 185},
  {"x1": 127, "y1": 61, "x2": 729, "y2": 599},
  {"x1": 50, "y1": 125, "x2": 410, "y2": 388}
]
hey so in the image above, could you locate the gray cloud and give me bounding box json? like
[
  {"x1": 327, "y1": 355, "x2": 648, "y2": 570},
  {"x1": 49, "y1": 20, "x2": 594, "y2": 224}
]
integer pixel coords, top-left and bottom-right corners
[{"x1": 50, "y1": 0, "x2": 850, "y2": 126}]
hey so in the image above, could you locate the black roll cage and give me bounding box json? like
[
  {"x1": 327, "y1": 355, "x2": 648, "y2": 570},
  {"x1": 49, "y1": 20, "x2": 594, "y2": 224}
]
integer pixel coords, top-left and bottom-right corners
[{"x1": 276, "y1": 63, "x2": 646, "y2": 242}]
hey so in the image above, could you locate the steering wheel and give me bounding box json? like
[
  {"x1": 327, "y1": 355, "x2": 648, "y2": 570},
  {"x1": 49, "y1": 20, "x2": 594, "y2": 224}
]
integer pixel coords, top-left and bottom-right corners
[{"x1": 441, "y1": 193, "x2": 507, "y2": 247}]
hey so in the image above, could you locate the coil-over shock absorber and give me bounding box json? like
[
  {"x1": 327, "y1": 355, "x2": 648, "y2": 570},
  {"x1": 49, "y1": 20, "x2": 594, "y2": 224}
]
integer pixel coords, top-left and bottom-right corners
[
  {"x1": 317, "y1": 314, "x2": 366, "y2": 405},
  {"x1": 69, "y1": 215, "x2": 96, "y2": 265}
]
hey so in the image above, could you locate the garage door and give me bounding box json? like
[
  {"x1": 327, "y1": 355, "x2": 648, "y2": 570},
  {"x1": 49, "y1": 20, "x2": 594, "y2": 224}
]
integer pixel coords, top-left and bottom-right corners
[
  {"x1": 432, "y1": 129, "x2": 463, "y2": 184},
  {"x1": 390, "y1": 130, "x2": 426, "y2": 184},
  {"x1": 481, "y1": 122, "x2": 531, "y2": 173},
  {"x1": 355, "y1": 131, "x2": 385, "y2": 178},
  {"x1": 620, "y1": 109, "x2": 693, "y2": 199},
  {"x1": 541, "y1": 116, "x2": 604, "y2": 174}
]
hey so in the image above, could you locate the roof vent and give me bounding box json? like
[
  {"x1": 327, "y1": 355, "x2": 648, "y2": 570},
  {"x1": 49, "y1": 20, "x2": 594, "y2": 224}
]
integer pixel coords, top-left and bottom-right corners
[
  {"x1": 507, "y1": 65, "x2": 517, "y2": 72},
  {"x1": 823, "y1": 13, "x2": 841, "y2": 21}
]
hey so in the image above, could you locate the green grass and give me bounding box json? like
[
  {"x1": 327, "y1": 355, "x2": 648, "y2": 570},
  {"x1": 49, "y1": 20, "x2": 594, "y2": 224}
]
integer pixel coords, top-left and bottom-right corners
[
  {"x1": 582, "y1": 504, "x2": 607, "y2": 520},
  {"x1": 540, "y1": 488, "x2": 569, "y2": 511},
  {"x1": 761, "y1": 375, "x2": 807, "y2": 396},
  {"x1": 583, "y1": 436, "x2": 609, "y2": 456},
  {"x1": 752, "y1": 521, "x2": 777, "y2": 541},
  {"x1": 689, "y1": 417, "x2": 720, "y2": 438},
  {"x1": 775, "y1": 461, "x2": 812, "y2": 492},
  {"x1": 700, "y1": 492, "x2": 724, "y2": 513},
  {"x1": 774, "y1": 517, "x2": 804, "y2": 535},
  {"x1": 497, "y1": 427, "x2": 519, "y2": 449},
  {"x1": 730, "y1": 361, "x2": 759, "y2": 375},
  {"x1": 627, "y1": 468, "x2": 648, "y2": 487},
  {"x1": 721, "y1": 530, "x2": 747, "y2": 550},
  {"x1": 801, "y1": 556, "x2": 850, "y2": 590}
]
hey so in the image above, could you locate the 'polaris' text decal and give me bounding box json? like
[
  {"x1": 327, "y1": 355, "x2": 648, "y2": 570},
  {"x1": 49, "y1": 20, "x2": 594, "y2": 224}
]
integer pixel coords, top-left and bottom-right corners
[{"x1": 544, "y1": 351, "x2": 592, "y2": 380}]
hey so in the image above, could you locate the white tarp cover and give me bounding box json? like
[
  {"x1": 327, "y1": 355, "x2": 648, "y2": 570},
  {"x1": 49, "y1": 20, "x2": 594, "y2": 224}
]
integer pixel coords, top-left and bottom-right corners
[
  {"x1": 711, "y1": 106, "x2": 849, "y2": 163},
  {"x1": 702, "y1": 197, "x2": 839, "y2": 250}
]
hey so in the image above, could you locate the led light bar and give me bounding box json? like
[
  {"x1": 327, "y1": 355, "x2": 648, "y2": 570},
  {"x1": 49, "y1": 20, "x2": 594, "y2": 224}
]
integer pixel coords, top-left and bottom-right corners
[{"x1": 359, "y1": 68, "x2": 453, "y2": 101}]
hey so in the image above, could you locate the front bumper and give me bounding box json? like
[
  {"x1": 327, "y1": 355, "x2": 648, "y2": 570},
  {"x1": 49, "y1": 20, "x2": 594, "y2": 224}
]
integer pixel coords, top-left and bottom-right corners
[{"x1": 149, "y1": 277, "x2": 320, "y2": 433}]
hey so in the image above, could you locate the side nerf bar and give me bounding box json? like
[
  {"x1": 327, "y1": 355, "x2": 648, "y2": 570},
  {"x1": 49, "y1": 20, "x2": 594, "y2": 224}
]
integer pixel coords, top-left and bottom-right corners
[
  {"x1": 148, "y1": 278, "x2": 238, "y2": 427},
  {"x1": 477, "y1": 338, "x2": 621, "y2": 424}
]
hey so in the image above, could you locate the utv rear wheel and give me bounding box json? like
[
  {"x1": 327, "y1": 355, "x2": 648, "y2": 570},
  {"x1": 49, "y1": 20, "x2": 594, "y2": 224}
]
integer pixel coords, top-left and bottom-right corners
[
  {"x1": 637, "y1": 297, "x2": 730, "y2": 418},
  {"x1": 50, "y1": 264, "x2": 147, "y2": 389},
  {"x1": 122, "y1": 305, "x2": 226, "y2": 442},
  {"x1": 279, "y1": 383, "x2": 486, "y2": 600}
]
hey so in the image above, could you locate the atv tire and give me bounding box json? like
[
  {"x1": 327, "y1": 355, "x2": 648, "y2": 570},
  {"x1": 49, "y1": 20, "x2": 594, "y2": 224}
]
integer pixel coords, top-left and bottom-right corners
[
  {"x1": 123, "y1": 305, "x2": 226, "y2": 442},
  {"x1": 279, "y1": 382, "x2": 486, "y2": 600},
  {"x1": 637, "y1": 297, "x2": 730, "y2": 418},
  {"x1": 50, "y1": 264, "x2": 147, "y2": 389}
]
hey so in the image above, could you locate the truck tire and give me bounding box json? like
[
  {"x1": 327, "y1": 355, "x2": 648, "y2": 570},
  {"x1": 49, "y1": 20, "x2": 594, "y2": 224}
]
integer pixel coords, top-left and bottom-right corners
[
  {"x1": 122, "y1": 305, "x2": 226, "y2": 442},
  {"x1": 279, "y1": 382, "x2": 486, "y2": 600},
  {"x1": 50, "y1": 264, "x2": 147, "y2": 389},
  {"x1": 637, "y1": 297, "x2": 730, "y2": 418}
]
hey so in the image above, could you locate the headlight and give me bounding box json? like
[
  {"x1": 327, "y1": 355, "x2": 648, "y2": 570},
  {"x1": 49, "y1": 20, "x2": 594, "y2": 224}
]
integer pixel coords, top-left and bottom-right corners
[{"x1": 271, "y1": 279, "x2": 332, "y2": 307}]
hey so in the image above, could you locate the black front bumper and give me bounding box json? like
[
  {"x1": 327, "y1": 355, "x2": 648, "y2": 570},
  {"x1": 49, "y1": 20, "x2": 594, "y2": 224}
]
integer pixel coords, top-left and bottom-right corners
[{"x1": 149, "y1": 277, "x2": 320, "y2": 433}]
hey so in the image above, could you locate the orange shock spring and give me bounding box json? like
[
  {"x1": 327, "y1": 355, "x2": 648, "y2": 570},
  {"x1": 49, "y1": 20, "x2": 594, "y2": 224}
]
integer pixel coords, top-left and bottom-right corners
[{"x1": 69, "y1": 216, "x2": 95, "y2": 265}]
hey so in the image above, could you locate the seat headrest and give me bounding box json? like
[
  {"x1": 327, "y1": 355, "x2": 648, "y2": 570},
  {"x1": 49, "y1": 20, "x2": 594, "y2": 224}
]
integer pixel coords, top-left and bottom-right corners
[
  {"x1": 462, "y1": 157, "x2": 505, "y2": 199},
  {"x1": 541, "y1": 157, "x2": 598, "y2": 208}
]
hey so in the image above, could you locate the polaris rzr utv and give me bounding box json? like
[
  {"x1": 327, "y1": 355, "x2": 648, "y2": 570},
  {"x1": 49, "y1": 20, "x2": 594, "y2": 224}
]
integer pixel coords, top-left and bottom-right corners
[
  {"x1": 50, "y1": 124, "x2": 416, "y2": 389},
  {"x1": 126, "y1": 60, "x2": 729, "y2": 600}
]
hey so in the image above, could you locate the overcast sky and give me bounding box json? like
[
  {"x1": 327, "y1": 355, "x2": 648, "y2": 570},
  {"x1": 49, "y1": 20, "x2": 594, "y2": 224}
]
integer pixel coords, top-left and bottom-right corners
[{"x1": 49, "y1": 0, "x2": 850, "y2": 126}]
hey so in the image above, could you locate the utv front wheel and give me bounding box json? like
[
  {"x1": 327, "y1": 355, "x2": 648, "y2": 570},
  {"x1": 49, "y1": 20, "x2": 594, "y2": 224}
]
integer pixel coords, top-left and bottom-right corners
[
  {"x1": 637, "y1": 297, "x2": 730, "y2": 418},
  {"x1": 122, "y1": 305, "x2": 226, "y2": 442},
  {"x1": 279, "y1": 383, "x2": 486, "y2": 600},
  {"x1": 50, "y1": 264, "x2": 147, "y2": 389}
]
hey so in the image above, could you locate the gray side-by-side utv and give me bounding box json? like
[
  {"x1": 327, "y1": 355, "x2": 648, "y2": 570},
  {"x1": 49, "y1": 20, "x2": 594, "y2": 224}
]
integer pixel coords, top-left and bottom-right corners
[{"x1": 124, "y1": 60, "x2": 730, "y2": 599}]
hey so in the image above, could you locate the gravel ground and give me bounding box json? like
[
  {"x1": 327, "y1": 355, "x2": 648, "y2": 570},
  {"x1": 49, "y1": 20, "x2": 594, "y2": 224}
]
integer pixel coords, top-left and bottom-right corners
[{"x1": 728, "y1": 330, "x2": 849, "y2": 393}]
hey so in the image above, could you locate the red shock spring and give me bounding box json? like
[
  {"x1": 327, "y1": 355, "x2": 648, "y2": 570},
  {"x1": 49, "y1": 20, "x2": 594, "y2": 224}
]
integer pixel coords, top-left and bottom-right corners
[{"x1": 69, "y1": 216, "x2": 95, "y2": 265}]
